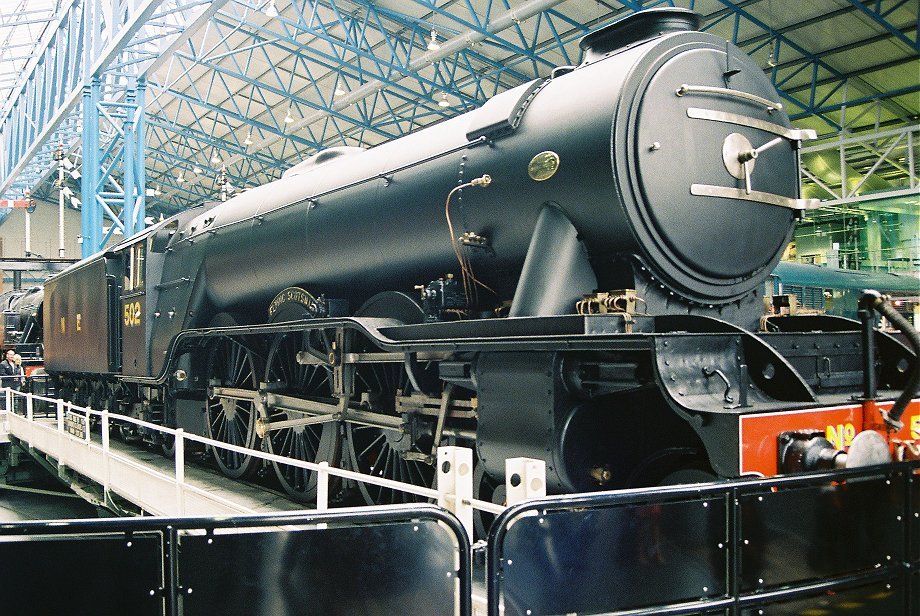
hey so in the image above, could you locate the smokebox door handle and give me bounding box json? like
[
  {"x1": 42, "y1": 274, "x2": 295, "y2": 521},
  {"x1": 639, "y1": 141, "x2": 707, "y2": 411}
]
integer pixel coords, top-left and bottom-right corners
[{"x1": 702, "y1": 366, "x2": 734, "y2": 403}]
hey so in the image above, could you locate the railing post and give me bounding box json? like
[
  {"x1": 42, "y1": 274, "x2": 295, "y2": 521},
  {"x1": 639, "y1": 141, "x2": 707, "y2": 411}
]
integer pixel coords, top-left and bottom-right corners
[
  {"x1": 437, "y1": 446, "x2": 474, "y2": 542},
  {"x1": 5, "y1": 387, "x2": 11, "y2": 413},
  {"x1": 101, "y1": 408, "x2": 110, "y2": 497},
  {"x1": 26, "y1": 393, "x2": 33, "y2": 421},
  {"x1": 174, "y1": 429, "x2": 185, "y2": 515},
  {"x1": 84, "y1": 407, "x2": 91, "y2": 444},
  {"x1": 165, "y1": 526, "x2": 180, "y2": 616},
  {"x1": 505, "y1": 457, "x2": 546, "y2": 506},
  {"x1": 56, "y1": 399, "x2": 64, "y2": 432},
  {"x1": 317, "y1": 461, "x2": 329, "y2": 512},
  {"x1": 101, "y1": 409, "x2": 109, "y2": 451}
]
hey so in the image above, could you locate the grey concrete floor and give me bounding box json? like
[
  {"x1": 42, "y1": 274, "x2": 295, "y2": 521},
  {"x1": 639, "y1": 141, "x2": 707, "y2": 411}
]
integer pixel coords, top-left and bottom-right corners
[{"x1": 0, "y1": 486, "x2": 101, "y2": 521}]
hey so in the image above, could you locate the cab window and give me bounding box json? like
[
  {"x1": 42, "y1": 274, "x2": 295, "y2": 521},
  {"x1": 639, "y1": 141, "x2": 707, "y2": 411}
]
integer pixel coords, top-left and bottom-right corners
[{"x1": 125, "y1": 242, "x2": 146, "y2": 292}]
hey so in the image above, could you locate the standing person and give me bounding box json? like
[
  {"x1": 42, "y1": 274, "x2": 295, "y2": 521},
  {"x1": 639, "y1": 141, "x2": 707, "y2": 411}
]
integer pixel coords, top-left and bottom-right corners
[
  {"x1": 0, "y1": 349, "x2": 17, "y2": 389},
  {"x1": 12, "y1": 353, "x2": 25, "y2": 391}
]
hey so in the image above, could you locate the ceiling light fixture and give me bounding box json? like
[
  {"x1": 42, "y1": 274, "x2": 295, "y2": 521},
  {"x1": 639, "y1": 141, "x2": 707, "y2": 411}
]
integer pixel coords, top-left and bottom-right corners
[
  {"x1": 766, "y1": 38, "x2": 777, "y2": 68},
  {"x1": 193, "y1": 165, "x2": 203, "y2": 174},
  {"x1": 334, "y1": 83, "x2": 346, "y2": 97},
  {"x1": 265, "y1": 0, "x2": 278, "y2": 18},
  {"x1": 427, "y1": 29, "x2": 441, "y2": 51},
  {"x1": 244, "y1": 129, "x2": 253, "y2": 146},
  {"x1": 438, "y1": 92, "x2": 450, "y2": 108},
  {"x1": 176, "y1": 170, "x2": 185, "y2": 183},
  {"x1": 284, "y1": 107, "x2": 294, "y2": 123}
]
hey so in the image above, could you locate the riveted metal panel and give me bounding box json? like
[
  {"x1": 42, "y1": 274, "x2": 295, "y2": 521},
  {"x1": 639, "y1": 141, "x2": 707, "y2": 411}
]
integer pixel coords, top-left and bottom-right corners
[
  {"x1": 738, "y1": 473, "x2": 906, "y2": 591},
  {"x1": 498, "y1": 496, "x2": 727, "y2": 615},
  {"x1": 0, "y1": 532, "x2": 162, "y2": 615},
  {"x1": 739, "y1": 578, "x2": 904, "y2": 615},
  {"x1": 178, "y1": 520, "x2": 459, "y2": 616}
]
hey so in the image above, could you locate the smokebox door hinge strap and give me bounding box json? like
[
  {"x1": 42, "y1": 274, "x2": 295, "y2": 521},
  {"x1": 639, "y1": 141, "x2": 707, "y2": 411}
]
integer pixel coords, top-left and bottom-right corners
[{"x1": 690, "y1": 184, "x2": 820, "y2": 211}]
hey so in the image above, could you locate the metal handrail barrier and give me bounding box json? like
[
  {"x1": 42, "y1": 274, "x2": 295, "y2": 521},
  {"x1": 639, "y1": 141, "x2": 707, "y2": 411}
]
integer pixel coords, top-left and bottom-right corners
[
  {"x1": 2, "y1": 387, "x2": 507, "y2": 532},
  {"x1": 487, "y1": 462, "x2": 919, "y2": 615},
  {"x1": 0, "y1": 503, "x2": 472, "y2": 616}
]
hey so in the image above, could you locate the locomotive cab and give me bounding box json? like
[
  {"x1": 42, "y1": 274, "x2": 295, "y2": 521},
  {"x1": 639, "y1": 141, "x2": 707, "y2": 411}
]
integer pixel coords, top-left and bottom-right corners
[
  {"x1": 119, "y1": 239, "x2": 148, "y2": 375},
  {"x1": 116, "y1": 214, "x2": 204, "y2": 379}
]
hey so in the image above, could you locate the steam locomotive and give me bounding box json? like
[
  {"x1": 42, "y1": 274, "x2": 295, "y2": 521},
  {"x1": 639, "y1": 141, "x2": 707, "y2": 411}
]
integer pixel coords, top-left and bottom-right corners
[
  {"x1": 38, "y1": 9, "x2": 918, "y2": 508},
  {"x1": 0, "y1": 286, "x2": 44, "y2": 373}
]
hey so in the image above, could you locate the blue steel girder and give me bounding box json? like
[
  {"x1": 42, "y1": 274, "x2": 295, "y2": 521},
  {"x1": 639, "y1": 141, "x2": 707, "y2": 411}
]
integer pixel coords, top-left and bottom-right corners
[
  {"x1": 144, "y1": 113, "x2": 289, "y2": 179},
  {"x1": 0, "y1": 0, "x2": 85, "y2": 197},
  {"x1": 143, "y1": 145, "x2": 266, "y2": 211},
  {"x1": 337, "y1": 0, "x2": 558, "y2": 75},
  {"x1": 845, "y1": 0, "x2": 919, "y2": 53},
  {"x1": 163, "y1": 43, "x2": 402, "y2": 142},
  {"x1": 1, "y1": 0, "x2": 232, "y2": 244},
  {"x1": 147, "y1": 111, "x2": 287, "y2": 171},
  {"x1": 1, "y1": 0, "x2": 156, "y2": 197},
  {"x1": 84, "y1": 93, "x2": 148, "y2": 244},
  {"x1": 203, "y1": 0, "x2": 624, "y2": 181},
  {"x1": 700, "y1": 0, "x2": 919, "y2": 132},
  {"x1": 138, "y1": 12, "x2": 470, "y2": 189},
  {"x1": 78, "y1": 1, "x2": 236, "y2": 250},
  {"x1": 393, "y1": 0, "x2": 593, "y2": 71},
  {"x1": 803, "y1": 83, "x2": 920, "y2": 119},
  {"x1": 194, "y1": 39, "x2": 453, "y2": 140},
  {"x1": 145, "y1": 108, "x2": 285, "y2": 173},
  {"x1": 207, "y1": 10, "x2": 486, "y2": 117},
  {"x1": 145, "y1": 152, "x2": 222, "y2": 204},
  {"x1": 103, "y1": 1, "x2": 213, "y2": 74},
  {"x1": 148, "y1": 84, "x2": 316, "y2": 174},
  {"x1": 222, "y1": 0, "x2": 597, "y2": 118},
  {"x1": 169, "y1": 1, "x2": 532, "y2": 186},
  {"x1": 153, "y1": 80, "x2": 319, "y2": 149},
  {"x1": 315, "y1": 0, "x2": 597, "y2": 91},
  {"x1": 124, "y1": 79, "x2": 147, "y2": 238}
]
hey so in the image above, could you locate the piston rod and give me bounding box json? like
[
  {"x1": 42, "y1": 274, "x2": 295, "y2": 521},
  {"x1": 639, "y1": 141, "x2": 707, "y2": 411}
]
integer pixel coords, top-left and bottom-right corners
[{"x1": 211, "y1": 386, "x2": 407, "y2": 435}]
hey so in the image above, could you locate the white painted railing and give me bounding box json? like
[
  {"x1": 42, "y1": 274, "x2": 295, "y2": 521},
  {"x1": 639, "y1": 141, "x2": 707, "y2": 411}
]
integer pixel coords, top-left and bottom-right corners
[{"x1": 1, "y1": 386, "x2": 544, "y2": 541}]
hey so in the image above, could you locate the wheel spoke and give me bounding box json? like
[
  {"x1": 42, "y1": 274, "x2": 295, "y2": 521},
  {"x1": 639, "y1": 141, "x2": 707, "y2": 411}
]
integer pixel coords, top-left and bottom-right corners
[
  {"x1": 359, "y1": 432, "x2": 386, "y2": 461},
  {"x1": 406, "y1": 459, "x2": 423, "y2": 487},
  {"x1": 279, "y1": 426, "x2": 294, "y2": 456}
]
